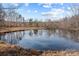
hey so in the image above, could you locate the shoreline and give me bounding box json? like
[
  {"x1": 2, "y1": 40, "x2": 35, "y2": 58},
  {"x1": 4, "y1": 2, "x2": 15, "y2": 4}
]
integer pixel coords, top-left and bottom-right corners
[
  {"x1": 0, "y1": 41, "x2": 79, "y2": 56},
  {"x1": 0, "y1": 41, "x2": 42, "y2": 56},
  {"x1": 0, "y1": 27, "x2": 44, "y2": 34},
  {"x1": 0, "y1": 27, "x2": 79, "y2": 34}
]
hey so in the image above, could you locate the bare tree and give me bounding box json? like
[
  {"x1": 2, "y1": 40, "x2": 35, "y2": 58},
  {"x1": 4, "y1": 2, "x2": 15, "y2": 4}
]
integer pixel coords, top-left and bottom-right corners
[{"x1": 0, "y1": 4, "x2": 6, "y2": 27}]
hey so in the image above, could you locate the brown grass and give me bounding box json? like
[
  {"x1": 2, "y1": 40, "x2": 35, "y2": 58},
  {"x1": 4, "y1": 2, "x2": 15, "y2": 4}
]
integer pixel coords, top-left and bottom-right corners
[
  {"x1": 41, "y1": 50, "x2": 79, "y2": 56},
  {"x1": 0, "y1": 41, "x2": 79, "y2": 56},
  {"x1": 0, "y1": 41, "x2": 42, "y2": 56}
]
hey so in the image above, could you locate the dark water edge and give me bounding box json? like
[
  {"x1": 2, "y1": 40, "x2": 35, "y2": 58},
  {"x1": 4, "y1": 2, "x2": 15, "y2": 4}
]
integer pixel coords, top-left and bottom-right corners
[{"x1": 0, "y1": 29, "x2": 79, "y2": 51}]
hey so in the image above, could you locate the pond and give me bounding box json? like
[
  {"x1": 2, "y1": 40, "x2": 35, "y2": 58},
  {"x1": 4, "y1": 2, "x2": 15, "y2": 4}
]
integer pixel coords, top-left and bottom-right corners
[{"x1": 0, "y1": 29, "x2": 79, "y2": 51}]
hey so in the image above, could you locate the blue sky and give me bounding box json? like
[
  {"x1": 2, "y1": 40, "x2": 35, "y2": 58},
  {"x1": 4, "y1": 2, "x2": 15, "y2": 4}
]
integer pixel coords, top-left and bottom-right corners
[{"x1": 2, "y1": 3, "x2": 79, "y2": 21}]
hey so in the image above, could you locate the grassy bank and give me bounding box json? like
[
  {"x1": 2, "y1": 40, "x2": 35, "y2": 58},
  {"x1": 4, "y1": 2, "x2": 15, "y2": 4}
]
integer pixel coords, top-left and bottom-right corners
[
  {"x1": 0, "y1": 41, "x2": 79, "y2": 56},
  {"x1": 41, "y1": 50, "x2": 79, "y2": 56},
  {"x1": 0, "y1": 41, "x2": 42, "y2": 56}
]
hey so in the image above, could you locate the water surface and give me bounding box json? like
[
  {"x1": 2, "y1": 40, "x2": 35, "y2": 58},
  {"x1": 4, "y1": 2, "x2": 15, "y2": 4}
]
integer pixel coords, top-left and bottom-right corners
[{"x1": 0, "y1": 29, "x2": 79, "y2": 50}]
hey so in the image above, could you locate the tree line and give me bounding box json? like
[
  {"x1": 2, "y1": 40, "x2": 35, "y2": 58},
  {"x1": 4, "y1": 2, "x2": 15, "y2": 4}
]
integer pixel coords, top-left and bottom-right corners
[
  {"x1": 0, "y1": 3, "x2": 79, "y2": 30},
  {"x1": 0, "y1": 4, "x2": 25, "y2": 27},
  {"x1": 55, "y1": 5, "x2": 79, "y2": 30}
]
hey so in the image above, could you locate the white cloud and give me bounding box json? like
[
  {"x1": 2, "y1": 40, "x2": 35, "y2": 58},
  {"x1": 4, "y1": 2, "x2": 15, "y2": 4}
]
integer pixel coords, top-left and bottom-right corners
[
  {"x1": 12, "y1": 3, "x2": 19, "y2": 6},
  {"x1": 38, "y1": 3, "x2": 53, "y2": 8},
  {"x1": 42, "y1": 3, "x2": 52, "y2": 8},
  {"x1": 41, "y1": 12, "x2": 53, "y2": 16},
  {"x1": 43, "y1": 5, "x2": 51, "y2": 8},
  {"x1": 41, "y1": 8, "x2": 65, "y2": 17},
  {"x1": 25, "y1": 3, "x2": 29, "y2": 7},
  {"x1": 27, "y1": 10, "x2": 38, "y2": 13},
  {"x1": 34, "y1": 10, "x2": 38, "y2": 13},
  {"x1": 54, "y1": 9, "x2": 64, "y2": 13},
  {"x1": 67, "y1": 7, "x2": 71, "y2": 10},
  {"x1": 41, "y1": 8, "x2": 66, "y2": 20},
  {"x1": 38, "y1": 3, "x2": 42, "y2": 6},
  {"x1": 60, "y1": 3, "x2": 64, "y2": 5},
  {"x1": 27, "y1": 10, "x2": 31, "y2": 13}
]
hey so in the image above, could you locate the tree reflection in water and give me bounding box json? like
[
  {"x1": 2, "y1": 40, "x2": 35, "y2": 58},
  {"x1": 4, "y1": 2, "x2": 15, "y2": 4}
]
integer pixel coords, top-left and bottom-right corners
[
  {"x1": 33, "y1": 29, "x2": 38, "y2": 35},
  {"x1": 46, "y1": 29, "x2": 56, "y2": 37},
  {"x1": 0, "y1": 29, "x2": 79, "y2": 45},
  {"x1": 0, "y1": 31, "x2": 25, "y2": 44},
  {"x1": 56, "y1": 30, "x2": 79, "y2": 42},
  {"x1": 29, "y1": 30, "x2": 33, "y2": 36},
  {"x1": 29, "y1": 29, "x2": 39, "y2": 36}
]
